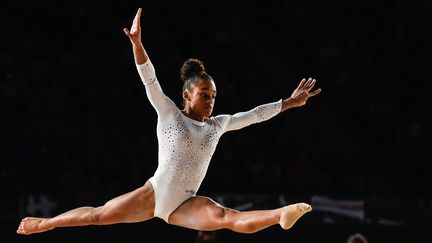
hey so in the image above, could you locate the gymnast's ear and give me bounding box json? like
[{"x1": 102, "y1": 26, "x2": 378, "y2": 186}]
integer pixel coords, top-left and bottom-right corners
[{"x1": 183, "y1": 89, "x2": 191, "y2": 102}]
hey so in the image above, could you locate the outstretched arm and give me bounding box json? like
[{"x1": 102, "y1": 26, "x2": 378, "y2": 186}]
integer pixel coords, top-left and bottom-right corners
[
  {"x1": 280, "y1": 77, "x2": 321, "y2": 112},
  {"x1": 215, "y1": 78, "x2": 321, "y2": 133},
  {"x1": 123, "y1": 8, "x2": 148, "y2": 65},
  {"x1": 123, "y1": 8, "x2": 177, "y2": 117},
  {"x1": 215, "y1": 99, "x2": 282, "y2": 133}
]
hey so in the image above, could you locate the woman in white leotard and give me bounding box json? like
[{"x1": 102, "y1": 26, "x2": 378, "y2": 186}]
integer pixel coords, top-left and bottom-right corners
[{"x1": 17, "y1": 8, "x2": 321, "y2": 235}]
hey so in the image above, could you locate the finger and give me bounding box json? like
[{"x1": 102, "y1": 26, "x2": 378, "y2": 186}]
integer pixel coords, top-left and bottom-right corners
[
  {"x1": 136, "y1": 8, "x2": 142, "y2": 28},
  {"x1": 297, "y1": 78, "x2": 306, "y2": 89},
  {"x1": 304, "y1": 77, "x2": 313, "y2": 89},
  {"x1": 132, "y1": 11, "x2": 138, "y2": 27},
  {"x1": 309, "y1": 79, "x2": 316, "y2": 87},
  {"x1": 306, "y1": 79, "x2": 316, "y2": 91},
  {"x1": 123, "y1": 28, "x2": 131, "y2": 37},
  {"x1": 309, "y1": 88, "x2": 321, "y2": 97},
  {"x1": 133, "y1": 8, "x2": 142, "y2": 28}
]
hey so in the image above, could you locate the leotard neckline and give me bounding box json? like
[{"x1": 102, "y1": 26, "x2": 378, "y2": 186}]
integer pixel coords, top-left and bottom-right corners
[{"x1": 180, "y1": 110, "x2": 208, "y2": 127}]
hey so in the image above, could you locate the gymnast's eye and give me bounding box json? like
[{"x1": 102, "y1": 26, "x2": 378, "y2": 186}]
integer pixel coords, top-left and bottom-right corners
[{"x1": 200, "y1": 92, "x2": 216, "y2": 99}]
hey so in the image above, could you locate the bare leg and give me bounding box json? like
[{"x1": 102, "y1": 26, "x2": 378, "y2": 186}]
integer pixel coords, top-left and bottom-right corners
[
  {"x1": 17, "y1": 180, "x2": 155, "y2": 235},
  {"x1": 168, "y1": 196, "x2": 311, "y2": 234}
]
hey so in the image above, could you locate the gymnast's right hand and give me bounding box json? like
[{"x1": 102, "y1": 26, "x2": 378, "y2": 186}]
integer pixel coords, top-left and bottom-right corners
[{"x1": 123, "y1": 8, "x2": 142, "y2": 46}]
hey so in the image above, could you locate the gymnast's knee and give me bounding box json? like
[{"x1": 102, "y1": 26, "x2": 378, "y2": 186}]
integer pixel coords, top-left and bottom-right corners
[{"x1": 87, "y1": 207, "x2": 104, "y2": 224}]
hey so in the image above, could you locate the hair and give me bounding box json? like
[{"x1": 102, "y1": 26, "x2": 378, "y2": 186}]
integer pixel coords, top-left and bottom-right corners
[
  {"x1": 180, "y1": 58, "x2": 213, "y2": 93},
  {"x1": 346, "y1": 233, "x2": 368, "y2": 243}
]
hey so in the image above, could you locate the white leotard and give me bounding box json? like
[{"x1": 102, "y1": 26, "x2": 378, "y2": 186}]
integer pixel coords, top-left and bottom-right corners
[{"x1": 136, "y1": 59, "x2": 282, "y2": 222}]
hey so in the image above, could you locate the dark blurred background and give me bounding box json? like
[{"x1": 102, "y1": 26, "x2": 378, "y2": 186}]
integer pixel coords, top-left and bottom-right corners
[{"x1": 2, "y1": 0, "x2": 431, "y2": 242}]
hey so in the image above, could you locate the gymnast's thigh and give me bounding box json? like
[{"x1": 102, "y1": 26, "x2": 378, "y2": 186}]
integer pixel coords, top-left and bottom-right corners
[{"x1": 102, "y1": 180, "x2": 156, "y2": 223}]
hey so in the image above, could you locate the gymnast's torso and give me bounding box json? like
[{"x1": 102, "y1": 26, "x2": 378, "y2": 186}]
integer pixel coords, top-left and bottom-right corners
[{"x1": 136, "y1": 59, "x2": 282, "y2": 222}]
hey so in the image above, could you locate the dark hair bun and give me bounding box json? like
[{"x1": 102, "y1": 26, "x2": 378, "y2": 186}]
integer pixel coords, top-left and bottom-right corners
[{"x1": 180, "y1": 58, "x2": 205, "y2": 82}]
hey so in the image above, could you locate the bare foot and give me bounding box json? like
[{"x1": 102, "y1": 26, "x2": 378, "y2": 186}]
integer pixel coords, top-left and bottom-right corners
[
  {"x1": 279, "y1": 203, "x2": 312, "y2": 230},
  {"x1": 17, "y1": 217, "x2": 54, "y2": 235}
]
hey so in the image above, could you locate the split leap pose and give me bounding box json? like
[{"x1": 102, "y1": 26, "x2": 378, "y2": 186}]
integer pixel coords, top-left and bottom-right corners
[{"x1": 17, "y1": 8, "x2": 321, "y2": 235}]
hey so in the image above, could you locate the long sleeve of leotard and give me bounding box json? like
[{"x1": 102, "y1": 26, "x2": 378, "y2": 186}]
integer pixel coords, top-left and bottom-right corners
[
  {"x1": 214, "y1": 100, "x2": 282, "y2": 133},
  {"x1": 136, "y1": 59, "x2": 177, "y2": 118}
]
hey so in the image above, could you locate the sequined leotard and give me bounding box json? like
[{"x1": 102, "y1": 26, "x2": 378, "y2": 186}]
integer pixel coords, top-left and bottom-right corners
[{"x1": 136, "y1": 59, "x2": 282, "y2": 222}]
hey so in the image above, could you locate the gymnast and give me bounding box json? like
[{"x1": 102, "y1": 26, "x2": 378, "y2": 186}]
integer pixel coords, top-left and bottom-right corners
[{"x1": 17, "y1": 7, "x2": 320, "y2": 235}]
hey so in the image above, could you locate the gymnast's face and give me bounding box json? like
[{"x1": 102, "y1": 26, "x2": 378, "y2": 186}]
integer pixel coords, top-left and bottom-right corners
[{"x1": 184, "y1": 79, "x2": 217, "y2": 118}]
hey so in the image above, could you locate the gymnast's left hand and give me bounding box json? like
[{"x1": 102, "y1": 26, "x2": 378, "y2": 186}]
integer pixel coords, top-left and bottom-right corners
[
  {"x1": 289, "y1": 77, "x2": 321, "y2": 107},
  {"x1": 281, "y1": 78, "x2": 321, "y2": 112}
]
